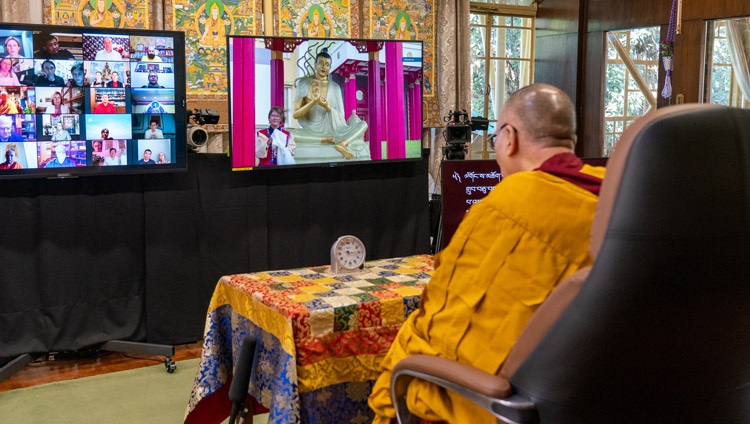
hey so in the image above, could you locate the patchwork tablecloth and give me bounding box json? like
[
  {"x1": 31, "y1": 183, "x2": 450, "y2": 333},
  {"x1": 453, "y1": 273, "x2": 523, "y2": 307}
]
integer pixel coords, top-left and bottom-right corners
[{"x1": 184, "y1": 254, "x2": 434, "y2": 424}]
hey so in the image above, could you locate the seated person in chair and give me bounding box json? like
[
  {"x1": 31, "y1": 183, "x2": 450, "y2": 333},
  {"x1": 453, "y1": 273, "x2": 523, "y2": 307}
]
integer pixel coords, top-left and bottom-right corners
[{"x1": 368, "y1": 84, "x2": 606, "y2": 424}]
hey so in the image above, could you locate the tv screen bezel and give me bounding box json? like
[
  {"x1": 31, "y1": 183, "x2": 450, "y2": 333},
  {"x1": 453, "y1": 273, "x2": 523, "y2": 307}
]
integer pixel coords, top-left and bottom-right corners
[
  {"x1": 227, "y1": 34, "x2": 425, "y2": 171},
  {"x1": 0, "y1": 22, "x2": 187, "y2": 180}
]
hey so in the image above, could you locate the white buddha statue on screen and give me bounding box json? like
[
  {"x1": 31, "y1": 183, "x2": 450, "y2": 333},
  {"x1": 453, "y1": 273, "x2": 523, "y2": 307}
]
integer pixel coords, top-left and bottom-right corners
[{"x1": 289, "y1": 48, "x2": 370, "y2": 162}]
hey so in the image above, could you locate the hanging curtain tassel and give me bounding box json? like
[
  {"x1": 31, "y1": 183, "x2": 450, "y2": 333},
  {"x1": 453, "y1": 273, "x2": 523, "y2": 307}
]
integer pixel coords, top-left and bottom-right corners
[
  {"x1": 660, "y1": 0, "x2": 678, "y2": 99},
  {"x1": 662, "y1": 68, "x2": 673, "y2": 99}
]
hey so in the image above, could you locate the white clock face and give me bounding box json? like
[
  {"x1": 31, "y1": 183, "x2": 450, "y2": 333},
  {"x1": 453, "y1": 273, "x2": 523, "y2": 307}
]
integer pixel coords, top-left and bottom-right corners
[{"x1": 336, "y1": 238, "x2": 364, "y2": 268}]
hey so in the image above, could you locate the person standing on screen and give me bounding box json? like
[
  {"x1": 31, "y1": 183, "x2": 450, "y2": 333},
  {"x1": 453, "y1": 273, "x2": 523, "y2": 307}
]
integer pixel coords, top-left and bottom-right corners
[
  {"x1": 44, "y1": 143, "x2": 76, "y2": 168},
  {"x1": 36, "y1": 60, "x2": 65, "y2": 87},
  {"x1": 49, "y1": 91, "x2": 69, "y2": 114},
  {"x1": 107, "y1": 71, "x2": 123, "y2": 87},
  {"x1": 0, "y1": 115, "x2": 22, "y2": 142},
  {"x1": 156, "y1": 152, "x2": 169, "y2": 164},
  {"x1": 0, "y1": 58, "x2": 20, "y2": 86},
  {"x1": 94, "y1": 93, "x2": 116, "y2": 114},
  {"x1": 95, "y1": 37, "x2": 122, "y2": 61},
  {"x1": 138, "y1": 148, "x2": 156, "y2": 164},
  {"x1": 141, "y1": 46, "x2": 162, "y2": 62},
  {"x1": 34, "y1": 33, "x2": 75, "y2": 60},
  {"x1": 100, "y1": 128, "x2": 113, "y2": 140},
  {"x1": 142, "y1": 71, "x2": 164, "y2": 88},
  {"x1": 51, "y1": 122, "x2": 71, "y2": 141},
  {"x1": 0, "y1": 91, "x2": 18, "y2": 114},
  {"x1": 89, "y1": 0, "x2": 115, "y2": 28},
  {"x1": 145, "y1": 121, "x2": 163, "y2": 139},
  {"x1": 0, "y1": 145, "x2": 22, "y2": 169},
  {"x1": 292, "y1": 48, "x2": 368, "y2": 160},
  {"x1": 256, "y1": 106, "x2": 295, "y2": 166},
  {"x1": 67, "y1": 61, "x2": 88, "y2": 87}
]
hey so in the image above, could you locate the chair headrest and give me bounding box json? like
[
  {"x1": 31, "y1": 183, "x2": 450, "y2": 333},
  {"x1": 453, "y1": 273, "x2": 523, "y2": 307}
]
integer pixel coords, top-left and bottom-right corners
[{"x1": 588, "y1": 103, "x2": 724, "y2": 259}]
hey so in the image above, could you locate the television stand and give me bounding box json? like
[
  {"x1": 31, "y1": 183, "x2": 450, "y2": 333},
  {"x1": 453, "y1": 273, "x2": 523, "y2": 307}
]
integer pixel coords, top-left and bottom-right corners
[
  {"x1": 0, "y1": 341, "x2": 177, "y2": 384},
  {"x1": 0, "y1": 354, "x2": 33, "y2": 383},
  {"x1": 100, "y1": 340, "x2": 177, "y2": 373}
]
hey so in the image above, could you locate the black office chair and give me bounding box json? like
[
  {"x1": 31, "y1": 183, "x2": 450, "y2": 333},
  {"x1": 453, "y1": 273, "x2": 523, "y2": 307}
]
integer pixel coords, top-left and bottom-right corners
[{"x1": 391, "y1": 104, "x2": 750, "y2": 423}]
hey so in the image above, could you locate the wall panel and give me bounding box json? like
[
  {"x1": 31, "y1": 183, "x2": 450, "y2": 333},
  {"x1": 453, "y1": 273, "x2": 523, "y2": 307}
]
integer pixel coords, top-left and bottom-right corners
[{"x1": 537, "y1": 0, "x2": 750, "y2": 155}]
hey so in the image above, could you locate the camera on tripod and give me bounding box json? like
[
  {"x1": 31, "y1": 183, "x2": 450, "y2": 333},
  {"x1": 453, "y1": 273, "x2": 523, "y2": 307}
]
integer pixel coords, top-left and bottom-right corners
[
  {"x1": 186, "y1": 109, "x2": 220, "y2": 151},
  {"x1": 443, "y1": 110, "x2": 490, "y2": 160}
]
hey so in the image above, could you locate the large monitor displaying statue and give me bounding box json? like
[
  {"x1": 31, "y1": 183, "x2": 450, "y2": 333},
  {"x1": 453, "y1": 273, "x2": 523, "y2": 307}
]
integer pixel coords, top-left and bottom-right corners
[{"x1": 228, "y1": 36, "x2": 424, "y2": 170}]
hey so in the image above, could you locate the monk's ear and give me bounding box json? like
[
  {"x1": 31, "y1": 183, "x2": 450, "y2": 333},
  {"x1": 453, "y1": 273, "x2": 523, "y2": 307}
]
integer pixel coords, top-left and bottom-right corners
[{"x1": 505, "y1": 125, "x2": 519, "y2": 156}]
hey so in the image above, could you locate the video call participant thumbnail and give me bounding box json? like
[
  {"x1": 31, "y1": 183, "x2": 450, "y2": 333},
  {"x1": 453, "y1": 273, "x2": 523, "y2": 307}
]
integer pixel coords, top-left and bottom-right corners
[
  {"x1": 141, "y1": 46, "x2": 162, "y2": 62},
  {"x1": 34, "y1": 32, "x2": 75, "y2": 60},
  {"x1": 95, "y1": 37, "x2": 123, "y2": 61},
  {"x1": 138, "y1": 148, "x2": 155, "y2": 164},
  {"x1": 4, "y1": 35, "x2": 25, "y2": 59},
  {"x1": 0, "y1": 144, "x2": 21, "y2": 169},
  {"x1": 35, "y1": 59, "x2": 66, "y2": 87},
  {"x1": 0, "y1": 57, "x2": 20, "y2": 86},
  {"x1": 0, "y1": 115, "x2": 22, "y2": 142},
  {"x1": 94, "y1": 93, "x2": 117, "y2": 113},
  {"x1": 44, "y1": 143, "x2": 76, "y2": 168}
]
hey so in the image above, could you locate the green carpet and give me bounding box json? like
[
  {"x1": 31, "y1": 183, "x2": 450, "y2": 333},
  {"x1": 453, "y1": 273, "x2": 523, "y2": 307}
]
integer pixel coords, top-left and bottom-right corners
[{"x1": 0, "y1": 358, "x2": 268, "y2": 424}]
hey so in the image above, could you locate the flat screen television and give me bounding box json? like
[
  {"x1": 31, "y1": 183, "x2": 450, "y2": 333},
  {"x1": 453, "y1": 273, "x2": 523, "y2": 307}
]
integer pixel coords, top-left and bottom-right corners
[
  {"x1": 0, "y1": 22, "x2": 186, "y2": 179},
  {"x1": 227, "y1": 36, "x2": 424, "y2": 170}
]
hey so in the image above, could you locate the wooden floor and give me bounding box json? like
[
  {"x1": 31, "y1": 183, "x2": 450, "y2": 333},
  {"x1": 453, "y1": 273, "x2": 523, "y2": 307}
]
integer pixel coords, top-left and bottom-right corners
[{"x1": 0, "y1": 341, "x2": 203, "y2": 393}]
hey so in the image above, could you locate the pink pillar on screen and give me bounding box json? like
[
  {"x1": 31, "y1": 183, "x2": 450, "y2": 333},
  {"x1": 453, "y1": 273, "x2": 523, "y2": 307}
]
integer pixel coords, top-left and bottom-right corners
[
  {"x1": 231, "y1": 38, "x2": 256, "y2": 169},
  {"x1": 380, "y1": 78, "x2": 387, "y2": 155},
  {"x1": 406, "y1": 83, "x2": 416, "y2": 140},
  {"x1": 409, "y1": 79, "x2": 422, "y2": 141},
  {"x1": 344, "y1": 75, "x2": 357, "y2": 120},
  {"x1": 367, "y1": 56, "x2": 383, "y2": 160},
  {"x1": 385, "y1": 43, "x2": 406, "y2": 159},
  {"x1": 270, "y1": 54, "x2": 284, "y2": 108}
]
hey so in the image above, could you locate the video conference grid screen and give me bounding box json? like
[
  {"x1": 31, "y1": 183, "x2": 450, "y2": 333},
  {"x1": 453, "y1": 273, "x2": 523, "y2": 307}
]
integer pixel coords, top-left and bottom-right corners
[{"x1": 0, "y1": 25, "x2": 184, "y2": 175}]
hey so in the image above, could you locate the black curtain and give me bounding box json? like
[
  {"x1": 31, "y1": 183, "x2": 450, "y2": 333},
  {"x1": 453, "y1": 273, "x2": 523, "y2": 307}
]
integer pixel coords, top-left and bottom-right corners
[
  {"x1": 0, "y1": 174, "x2": 146, "y2": 365},
  {"x1": 0, "y1": 154, "x2": 430, "y2": 365}
]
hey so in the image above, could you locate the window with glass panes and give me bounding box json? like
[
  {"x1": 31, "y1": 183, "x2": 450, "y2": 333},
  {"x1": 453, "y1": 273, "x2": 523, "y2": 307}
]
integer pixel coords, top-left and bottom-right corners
[
  {"x1": 469, "y1": 4, "x2": 535, "y2": 159},
  {"x1": 704, "y1": 20, "x2": 750, "y2": 109},
  {"x1": 603, "y1": 27, "x2": 659, "y2": 157}
]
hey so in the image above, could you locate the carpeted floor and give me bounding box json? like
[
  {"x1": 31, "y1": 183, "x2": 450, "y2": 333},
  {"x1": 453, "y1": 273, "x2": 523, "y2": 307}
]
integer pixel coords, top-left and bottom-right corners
[{"x1": 0, "y1": 358, "x2": 268, "y2": 423}]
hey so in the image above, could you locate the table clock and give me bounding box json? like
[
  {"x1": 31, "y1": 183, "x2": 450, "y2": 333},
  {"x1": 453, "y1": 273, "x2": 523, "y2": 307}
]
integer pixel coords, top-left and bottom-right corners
[{"x1": 330, "y1": 235, "x2": 366, "y2": 274}]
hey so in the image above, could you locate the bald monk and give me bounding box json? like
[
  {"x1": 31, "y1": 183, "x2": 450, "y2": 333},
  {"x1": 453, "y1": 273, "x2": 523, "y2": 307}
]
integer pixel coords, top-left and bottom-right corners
[{"x1": 368, "y1": 84, "x2": 606, "y2": 423}]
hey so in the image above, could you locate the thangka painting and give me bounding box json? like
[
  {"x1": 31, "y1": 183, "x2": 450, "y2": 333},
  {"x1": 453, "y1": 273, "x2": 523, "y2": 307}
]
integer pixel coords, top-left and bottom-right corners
[
  {"x1": 166, "y1": 0, "x2": 261, "y2": 97},
  {"x1": 278, "y1": 0, "x2": 357, "y2": 38},
  {"x1": 369, "y1": 1, "x2": 434, "y2": 98},
  {"x1": 368, "y1": 0, "x2": 437, "y2": 126},
  {"x1": 44, "y1": 0, "x2": 150, "y2": 28}
]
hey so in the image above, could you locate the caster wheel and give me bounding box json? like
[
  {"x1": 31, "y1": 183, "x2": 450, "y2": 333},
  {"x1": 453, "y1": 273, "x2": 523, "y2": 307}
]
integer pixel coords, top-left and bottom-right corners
[{"x1": 164, "y1": 357, "x2": 177, "y2": 373}]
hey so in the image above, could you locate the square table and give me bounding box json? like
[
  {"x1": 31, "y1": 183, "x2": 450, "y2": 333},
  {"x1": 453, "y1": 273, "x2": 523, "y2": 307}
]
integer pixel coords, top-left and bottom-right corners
[{"x1": 184, "y1": 254, "x2": 434, "y2": 424}]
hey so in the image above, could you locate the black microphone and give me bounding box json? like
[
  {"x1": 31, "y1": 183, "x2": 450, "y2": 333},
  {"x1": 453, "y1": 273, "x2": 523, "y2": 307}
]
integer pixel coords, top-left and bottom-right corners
[{"x1": 228, "y1": 336, "x2": 257, "y2": 423}]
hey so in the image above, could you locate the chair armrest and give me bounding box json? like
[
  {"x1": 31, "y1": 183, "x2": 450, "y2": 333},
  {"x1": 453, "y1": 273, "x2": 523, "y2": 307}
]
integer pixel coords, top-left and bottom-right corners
[
  {"x1": 393, "y1": 355, "x2": 512, "y2": 399},
  {"x1": 391, "y1": 355, "x2": 537, "y2": 424}
]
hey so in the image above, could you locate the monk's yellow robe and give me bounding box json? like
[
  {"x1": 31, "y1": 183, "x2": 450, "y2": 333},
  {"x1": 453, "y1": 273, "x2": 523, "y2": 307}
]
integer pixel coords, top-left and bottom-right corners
[{"x1": 369, "y1": 159, "x2": 606, "y2": 423}]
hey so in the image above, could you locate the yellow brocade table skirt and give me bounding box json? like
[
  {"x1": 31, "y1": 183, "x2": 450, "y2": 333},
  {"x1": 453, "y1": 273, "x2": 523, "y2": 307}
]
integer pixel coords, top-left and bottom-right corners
[{"x1": 184, "y1": 254, "x2": 434, "y2": 424}]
